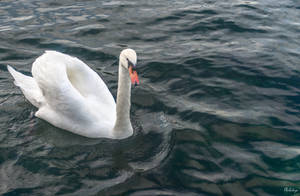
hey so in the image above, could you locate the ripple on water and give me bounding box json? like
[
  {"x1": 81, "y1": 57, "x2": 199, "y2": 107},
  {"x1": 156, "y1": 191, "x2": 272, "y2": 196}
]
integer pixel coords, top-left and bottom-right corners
[{"x1": 0, "y1": 0, "x2": 300, "y2": 195}]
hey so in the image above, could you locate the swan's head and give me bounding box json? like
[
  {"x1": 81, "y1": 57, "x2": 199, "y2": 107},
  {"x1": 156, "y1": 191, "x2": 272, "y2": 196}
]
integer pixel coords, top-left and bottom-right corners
[{"x1": 120, "y1": 48, "x2": 139, "y2": 85}]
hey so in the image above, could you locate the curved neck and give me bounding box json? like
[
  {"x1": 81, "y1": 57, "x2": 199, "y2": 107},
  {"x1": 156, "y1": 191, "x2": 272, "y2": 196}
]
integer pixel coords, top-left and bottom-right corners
[{"x1": 113, "y1": 62, "x2": 133, "y2": 139}]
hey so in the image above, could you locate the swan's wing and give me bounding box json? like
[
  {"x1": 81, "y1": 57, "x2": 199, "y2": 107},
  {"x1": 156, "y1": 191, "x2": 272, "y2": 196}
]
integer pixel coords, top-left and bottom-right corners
[
  {"x1": 7, "y1": 65, "x2": 44, "y2": 107},
  {"x1": 31, "y1": 51, "x2": 116, "y2": 134}
]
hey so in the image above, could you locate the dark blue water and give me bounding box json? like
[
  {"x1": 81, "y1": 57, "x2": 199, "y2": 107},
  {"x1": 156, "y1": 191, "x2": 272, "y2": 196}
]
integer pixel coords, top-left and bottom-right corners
[{"x1": 0, "y1": 0, "x2": 300, "y2": 195}]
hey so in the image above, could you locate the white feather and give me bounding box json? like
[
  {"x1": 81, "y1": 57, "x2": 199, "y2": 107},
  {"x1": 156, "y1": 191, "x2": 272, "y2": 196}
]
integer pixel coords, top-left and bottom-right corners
[{"x1": 7, "y1": 65, "x2": 44, "y2": 107}]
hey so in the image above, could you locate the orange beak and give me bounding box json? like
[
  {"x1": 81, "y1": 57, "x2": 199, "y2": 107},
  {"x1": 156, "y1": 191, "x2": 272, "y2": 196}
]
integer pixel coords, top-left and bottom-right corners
[{"x1": 129, "y1": 66, "x2": 139, "y2": 85}]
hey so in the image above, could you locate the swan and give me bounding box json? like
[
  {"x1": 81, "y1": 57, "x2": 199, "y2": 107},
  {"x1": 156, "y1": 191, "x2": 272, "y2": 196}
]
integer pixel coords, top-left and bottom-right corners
[{"x1": 7, "y1": 49, "x2": 139, "y2": 139}]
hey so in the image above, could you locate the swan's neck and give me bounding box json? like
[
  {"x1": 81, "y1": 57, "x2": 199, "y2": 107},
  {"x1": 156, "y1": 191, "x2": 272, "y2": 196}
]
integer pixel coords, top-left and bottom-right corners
[{"x1": 113, "y1": 63, "x2": 133, "y2": 139}]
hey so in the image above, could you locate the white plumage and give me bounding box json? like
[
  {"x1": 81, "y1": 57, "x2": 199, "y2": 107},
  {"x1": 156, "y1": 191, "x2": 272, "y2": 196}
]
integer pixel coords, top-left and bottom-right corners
[{"x1": 7, "y1": 49, "x2": 138, "y2": 139}]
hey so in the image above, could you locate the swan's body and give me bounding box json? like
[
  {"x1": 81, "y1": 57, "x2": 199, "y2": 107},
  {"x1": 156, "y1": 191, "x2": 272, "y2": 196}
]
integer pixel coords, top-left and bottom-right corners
[{"x1": 7, "y1": 49, "x2": 139, "y2": 139}]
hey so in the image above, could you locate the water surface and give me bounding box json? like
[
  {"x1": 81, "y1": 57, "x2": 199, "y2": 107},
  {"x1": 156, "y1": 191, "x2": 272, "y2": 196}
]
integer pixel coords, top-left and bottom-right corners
[{"x1": 0, "y1": 0, "x2": 300, "y2": 195}]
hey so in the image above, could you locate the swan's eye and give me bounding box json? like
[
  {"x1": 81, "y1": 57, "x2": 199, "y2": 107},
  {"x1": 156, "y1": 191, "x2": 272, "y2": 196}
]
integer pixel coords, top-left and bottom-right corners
[{"x1": 126, "y1": 58, "x2": 135, "y2": 69}]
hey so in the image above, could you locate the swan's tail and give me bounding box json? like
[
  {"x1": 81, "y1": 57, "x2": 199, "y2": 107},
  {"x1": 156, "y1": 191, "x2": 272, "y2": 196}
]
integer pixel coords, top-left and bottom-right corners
[{"x1": 7, "y1": 65, "x2": 44, "y2": 108}]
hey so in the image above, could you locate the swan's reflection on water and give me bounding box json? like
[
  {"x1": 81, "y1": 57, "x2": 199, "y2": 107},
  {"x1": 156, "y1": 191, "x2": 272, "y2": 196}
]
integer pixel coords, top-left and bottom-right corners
[{"x1": 24, "y1": 107, "x2": 172, "y2": 194}]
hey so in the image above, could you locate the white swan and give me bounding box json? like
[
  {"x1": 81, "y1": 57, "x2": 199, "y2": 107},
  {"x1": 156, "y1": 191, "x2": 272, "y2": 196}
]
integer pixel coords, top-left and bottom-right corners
[{"x1": 7, "y1": 49, "x2": 139, "y2": 139}]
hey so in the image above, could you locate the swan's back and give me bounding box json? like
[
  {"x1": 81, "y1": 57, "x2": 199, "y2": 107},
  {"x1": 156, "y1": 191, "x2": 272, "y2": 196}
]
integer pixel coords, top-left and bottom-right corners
[
  {"x1": 31, "y1": 51, "x2": 116, "y2": 137},
  {"x1": 33, "y1": 51, "x2": 114, "y2": 104}
]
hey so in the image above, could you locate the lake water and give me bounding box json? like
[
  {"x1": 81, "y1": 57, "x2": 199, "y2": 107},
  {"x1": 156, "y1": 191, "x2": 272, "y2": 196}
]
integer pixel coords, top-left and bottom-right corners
[{"x1": 0, "y1": 0, "x2": 300, "y2": 195}]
